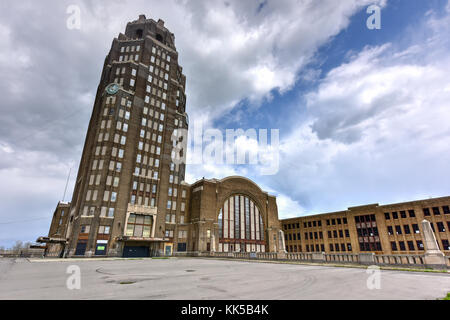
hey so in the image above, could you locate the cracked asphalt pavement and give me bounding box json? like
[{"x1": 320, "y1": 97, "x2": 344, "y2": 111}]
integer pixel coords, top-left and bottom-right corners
[{"x1": 0, "y1": 257, "x2": 449, "y2": 300}]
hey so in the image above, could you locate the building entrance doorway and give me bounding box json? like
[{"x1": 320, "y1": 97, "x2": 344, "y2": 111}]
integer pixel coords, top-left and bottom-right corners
[
  {"x1": 75, "y1": 241, "x2": 87, "y2": 256},
  {"x1": 123, "y1": 246, "x2": 149, "y2": 257},
  {"x1": 164, "y1": 244, "x2": 173, "y2": 256}
]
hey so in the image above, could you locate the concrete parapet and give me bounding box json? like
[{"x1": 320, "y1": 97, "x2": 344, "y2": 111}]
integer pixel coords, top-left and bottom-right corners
[
  {"x1": 311, "y1": 252, "x2": 325, "y2": 262},
  {"x1": 359, "y1": 253, "x2": 375, "y2": 264}
]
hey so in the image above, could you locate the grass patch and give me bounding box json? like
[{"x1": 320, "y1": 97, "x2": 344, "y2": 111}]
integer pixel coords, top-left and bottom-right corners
[
  {"x1": 443, "y1": 293, "x2": 450, "y2": 300},
  {"x1": 379, "y1": 267, "x2": 448, "y2": 273},
  {"x1": 202, "y1": 257, "x2": 449, "y2": 273},
  {"x1": 119, "y1": 281, "x2": 135, "y2": 285}
]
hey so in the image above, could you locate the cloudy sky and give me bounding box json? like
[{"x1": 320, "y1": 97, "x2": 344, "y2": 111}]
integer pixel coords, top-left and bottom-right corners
[{"x1": 1, "y1": 0, "x2": 449, "y2": 248}]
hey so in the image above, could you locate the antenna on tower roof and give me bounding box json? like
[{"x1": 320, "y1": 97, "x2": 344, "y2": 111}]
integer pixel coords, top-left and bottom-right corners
[{"x1": 62, "y1": 167, "x2": 72, "y2": 202}]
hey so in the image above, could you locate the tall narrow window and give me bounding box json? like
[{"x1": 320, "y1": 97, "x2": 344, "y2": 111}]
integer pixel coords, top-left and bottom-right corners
[
  {"x1": 218, "y1": 209, "x2": 223, "y2": 239},
  {"x1": 217, "y1": 194, "x2": 265, "y2": 252},
  {"x1": 234, "y1": 195, "x2": 240, "y2": 239},
  {"x1": 259, "y1": 215, "x2": 264, "y2": 241},
  {"x1": 245, "y1": 197, "x2": 250, "y2": 240}
]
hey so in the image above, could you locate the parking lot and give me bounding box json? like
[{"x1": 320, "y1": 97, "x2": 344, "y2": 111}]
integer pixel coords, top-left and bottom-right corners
[{"x1": 0, "y1": 257, "x2": 449, "y2": 299}]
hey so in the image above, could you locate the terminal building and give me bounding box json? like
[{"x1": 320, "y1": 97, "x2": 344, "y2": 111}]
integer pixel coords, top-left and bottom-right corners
[
  {"x1": 281, "y1": 196, "x2": 450, "y2": 256},
  {"x1": 38, "y1": 15, "x2": 449, "y2": 259},
  {"x1": 38, "y1": 15, "x2": 283, "y2": 258}
]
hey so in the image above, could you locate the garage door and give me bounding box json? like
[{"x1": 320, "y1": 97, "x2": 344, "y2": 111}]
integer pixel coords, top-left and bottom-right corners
[{"x1": 123, "y1": 246, "x2": 149, "y2": 258}]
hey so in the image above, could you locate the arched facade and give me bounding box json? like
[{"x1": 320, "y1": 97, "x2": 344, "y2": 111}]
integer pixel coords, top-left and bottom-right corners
[
  {"x1": 217, "y1": 194, "x2": 266, "y2": 253},
  {"x1": 183, "y1": 176, "x2": 282, "y2": 254}
]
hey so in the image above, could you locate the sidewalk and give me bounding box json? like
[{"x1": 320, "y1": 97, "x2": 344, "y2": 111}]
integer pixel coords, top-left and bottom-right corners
[
  {"x1": 195, "y1": 256, "x2": 450, "y2": 274},
  {"x1": 27, "y1": 257, "x2": 171, "y2": 263},
  {"x1": 26, "y1": 255, "x2": 450, "y2": 274}
]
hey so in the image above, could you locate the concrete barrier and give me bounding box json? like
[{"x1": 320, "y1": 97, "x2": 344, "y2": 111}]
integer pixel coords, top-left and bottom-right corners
[{"x1": 197, "y1": 251, "x2": 448, "y2": 270}]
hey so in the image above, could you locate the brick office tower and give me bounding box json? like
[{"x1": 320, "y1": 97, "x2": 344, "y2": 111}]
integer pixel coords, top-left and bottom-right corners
[{"x1": 65, "y1": 15, "x2": 188, "y2": 257}]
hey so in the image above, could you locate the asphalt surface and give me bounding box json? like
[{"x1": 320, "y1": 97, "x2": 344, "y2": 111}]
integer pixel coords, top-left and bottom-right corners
[{"x1": 0, "y1": 257, "x2": 449, "y2": 300}]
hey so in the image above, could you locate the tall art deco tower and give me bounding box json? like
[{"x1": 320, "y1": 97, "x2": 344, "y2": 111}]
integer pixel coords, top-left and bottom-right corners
[
  {"x1": 65, "y1": 15, "x2": 188, "y2": 257},
  {"x1": 39, "y1": 15, "x2": 282, "y2": 258}
]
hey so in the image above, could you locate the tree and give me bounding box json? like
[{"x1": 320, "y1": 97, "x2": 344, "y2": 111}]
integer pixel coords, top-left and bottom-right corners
[{"x1": 12, "y1": 240, "x2": 24, "y2": 251}]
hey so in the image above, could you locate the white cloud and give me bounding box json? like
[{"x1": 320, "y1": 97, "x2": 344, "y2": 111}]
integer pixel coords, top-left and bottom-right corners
[
  {"x1": 276, "y1": 194, "x2": 306, "y2": 219},
  {"x1": 1, "y1": 0, "x2": 439, "y2": 246},
  {"x1": 63, "y1": 0, "x2": 384, "y2": 122},
  {"x1": 0, "y1": 147, "x2": 75, "y2": 245},
  {"x1": 174, "y1": 0, "x2": 385, "y2": 119},
  {"x1": 271, "y1": 8, "x2": 450, "y2": 214}
]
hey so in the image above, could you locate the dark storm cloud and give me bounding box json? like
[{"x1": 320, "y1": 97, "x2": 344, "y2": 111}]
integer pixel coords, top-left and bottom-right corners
[{"x1": 0, "y1": 1, "x2": 107, "y2": 162}]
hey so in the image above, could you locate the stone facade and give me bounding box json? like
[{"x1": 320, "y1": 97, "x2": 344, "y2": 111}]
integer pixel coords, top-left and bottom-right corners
[
  {"x1": 59, "y1": 15, "x2": 191, "y2": 258},
  {"x1": 38, "y1": 15, "x2": 282, "y2": 258},
  {"x1": 180, "y1": 177, "x2": 282, "y2": 254},
  {"x1": 37, "y1": 202, "x2": 70, "y2": 257},
  {"x1": 40, "y1": 15, "x2": 449, "y2": 260},
  {"x1": 282, "y1": 196, "x2": 450, "y2": 256}
]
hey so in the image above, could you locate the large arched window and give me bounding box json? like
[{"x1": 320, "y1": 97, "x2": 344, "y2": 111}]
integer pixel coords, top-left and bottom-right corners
[{"x1": 217, "y1": 194, "x2": 265, "y2": 253}]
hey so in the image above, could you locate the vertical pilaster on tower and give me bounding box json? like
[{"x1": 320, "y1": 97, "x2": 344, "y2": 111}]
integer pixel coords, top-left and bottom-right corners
[{"x1": 422, "y1": 219, "x2": 446, "y2": 269}]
